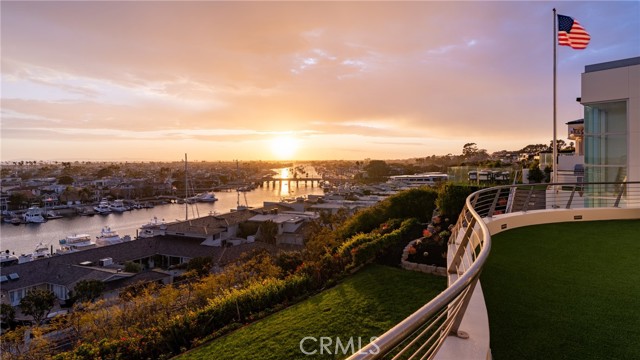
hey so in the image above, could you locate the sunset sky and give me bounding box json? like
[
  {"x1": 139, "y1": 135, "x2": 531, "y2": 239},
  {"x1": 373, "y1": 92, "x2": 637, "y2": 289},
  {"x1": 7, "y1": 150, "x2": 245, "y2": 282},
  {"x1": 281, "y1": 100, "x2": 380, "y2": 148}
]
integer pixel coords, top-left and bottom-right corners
[{"x1": 1, "y1": 1, "x2": 639, "y2": 162}]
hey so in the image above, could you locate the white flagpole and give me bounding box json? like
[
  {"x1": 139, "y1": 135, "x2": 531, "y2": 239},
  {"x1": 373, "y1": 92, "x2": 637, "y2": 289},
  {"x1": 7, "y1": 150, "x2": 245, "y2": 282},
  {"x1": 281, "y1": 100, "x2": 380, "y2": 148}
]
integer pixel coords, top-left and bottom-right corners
[{"x1": 553, "y1": 8, "x2": 557, "y2": 185}]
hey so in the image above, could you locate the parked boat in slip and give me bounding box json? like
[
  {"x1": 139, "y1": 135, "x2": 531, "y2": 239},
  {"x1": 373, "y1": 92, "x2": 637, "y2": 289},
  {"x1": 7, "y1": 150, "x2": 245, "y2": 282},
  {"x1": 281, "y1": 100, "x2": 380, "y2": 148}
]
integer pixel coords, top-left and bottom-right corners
[
  {"x1": 109, "y1": 199, "x2": 128, "y2": 213},
  {"x1": 18, "y1": 242, "x2": 51, "y2": 263},
  {"x1": 23, "y1": 206, "x2": 46, "y2": 223},
  {"x1": 95, "y1": 226, "x2": 131, "y2": 246},
  {"x1": 45, "y1": 210, "x2": 64, "y2": 220},
  {"x1": 138, "y1": 216, "x2": 167, "y2": 238},
  {"x1": 58, "y1": 234, "x2": 97, "y2": 254},
  {"x1": 94, "y1": 199, "x2": 112, "y2": 215}
]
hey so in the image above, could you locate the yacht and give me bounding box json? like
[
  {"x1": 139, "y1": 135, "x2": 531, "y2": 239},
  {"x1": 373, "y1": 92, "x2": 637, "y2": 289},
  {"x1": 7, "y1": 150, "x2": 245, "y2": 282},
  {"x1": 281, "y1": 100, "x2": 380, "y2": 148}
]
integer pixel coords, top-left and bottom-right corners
[
  {"x1": 18, "y1": 242, "x2": 51, "y2": 263},
  {"x1": 3, "y1": 212, "x2": 22, "y2": 225},
  {"x1": 96, "y1": 226, "x2": 131, "y2": 246},
  {"x1": 23, "y1": 206, "x2": 46, "y2": 223},
  {"x1": 109, "y1": 199, "x2": 128, "y2": 213},
  {"x1": 188, "y1": 192, "x2": 218, "y2": 203},
  {"x1": 138, "y1": 217, "x2": 167, "y2": 238},
  {"x1": 94, "y1": 199, "x2": 112, "y2": 214},
  {"x1": 45, "y1": 210, "x2": 63, "y2": 219},
  {"x1": 58, "y1": 234, "x2": 97, "y2": 254},
  {"x1": 0, "y1": 251, "x2": 19, "y2": 267}
]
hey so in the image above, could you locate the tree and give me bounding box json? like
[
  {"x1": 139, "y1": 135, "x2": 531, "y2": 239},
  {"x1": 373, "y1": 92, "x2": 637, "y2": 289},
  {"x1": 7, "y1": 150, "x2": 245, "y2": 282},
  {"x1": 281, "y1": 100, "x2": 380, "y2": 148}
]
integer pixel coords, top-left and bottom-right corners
[
  {"x1": 549, "y1": 139, "x2": 567, "y2": 152},
  {"x1": 19, "y1": 289, "x2": 56, "y2": 325},
  {"x1": 73, "y1": 280, "x2": 105, "y2": 303},
  {"x1": 527, "y1": 161, "x2": 545, "y2": 183},
  {"x1": 1, "y1": 303, "x2": 16, "y2": 329},
  {"x1": 258, "y1": 220, "x2": 278, "y2": 245},
  {"x1": 186, "y1": 256, "x2": 214, "y2": 277},
  {"x1": 462, "y1": 142, "x2": 479, "y2": 158},
  {"x1": 7, "y1": 193, "x2": 29, "y2": 210},
  {"x1": 364, "y1": 160, "x2": 390, "y2": 180},
  {"x1": 57, "y1": 175, "x2": 74, "y2": 185}
]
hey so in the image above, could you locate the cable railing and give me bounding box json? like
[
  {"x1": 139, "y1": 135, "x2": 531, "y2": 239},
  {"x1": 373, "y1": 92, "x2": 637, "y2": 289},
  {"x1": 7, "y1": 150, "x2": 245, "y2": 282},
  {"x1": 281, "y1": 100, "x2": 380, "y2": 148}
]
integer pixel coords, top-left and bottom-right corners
[{"x1": 347, "y1": 181, "x2": 640, "y2": 360}]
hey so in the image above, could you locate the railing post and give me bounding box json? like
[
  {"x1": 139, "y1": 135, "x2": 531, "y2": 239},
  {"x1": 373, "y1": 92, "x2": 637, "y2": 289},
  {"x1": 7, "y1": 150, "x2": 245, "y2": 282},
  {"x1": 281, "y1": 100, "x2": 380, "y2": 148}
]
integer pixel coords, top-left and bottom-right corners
[
  {"x1": 487, "y1": 189, "x2": 500, "y2": 217},
  {"x1": 566, "y1": 185, "x2": 577, "y2": 209},
  {"x1": 449, "y1": 275, "x2": 480, "y2": 339},
  {"x1": 448, "y1": 217, "x2": 476, "y2": 275},
  {"x1": 614, "y1": 181, "x2": 626, "y2": 208},
  {"x1": 523, "y1": 186, "x2": 534, "y2": 212}
]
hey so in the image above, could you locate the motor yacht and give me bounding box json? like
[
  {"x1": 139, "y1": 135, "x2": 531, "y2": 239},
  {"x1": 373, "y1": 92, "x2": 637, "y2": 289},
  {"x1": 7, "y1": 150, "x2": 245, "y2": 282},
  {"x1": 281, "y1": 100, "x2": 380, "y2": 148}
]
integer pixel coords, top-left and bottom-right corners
[
  {"x1": 58, "y1": 234, "x2": 97, "y2": 254},
  {"x1": 94, "y1": 199, "x2": 112, "y2": 214},
  {"x1": 23, "y1": 206, "x2": 46, "y2": 223},
  {"x1": 95, "y1": 226, "x2": 131, "y2": 246}
]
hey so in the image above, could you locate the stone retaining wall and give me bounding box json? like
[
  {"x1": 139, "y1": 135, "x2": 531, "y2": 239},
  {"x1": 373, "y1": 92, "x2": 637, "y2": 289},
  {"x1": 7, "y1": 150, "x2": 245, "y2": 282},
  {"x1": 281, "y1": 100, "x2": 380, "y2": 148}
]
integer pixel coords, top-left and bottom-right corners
[{"x1": 400, "y1": 239, "x2": 447, "y2": 277}]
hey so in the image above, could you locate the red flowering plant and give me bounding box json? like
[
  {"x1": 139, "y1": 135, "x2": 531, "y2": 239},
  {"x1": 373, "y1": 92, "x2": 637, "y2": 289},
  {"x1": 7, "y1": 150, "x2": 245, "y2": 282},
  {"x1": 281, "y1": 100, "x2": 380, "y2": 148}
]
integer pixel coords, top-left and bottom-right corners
[{"x1": 406, "y1": 215, "x2": 455, "y2": 267}]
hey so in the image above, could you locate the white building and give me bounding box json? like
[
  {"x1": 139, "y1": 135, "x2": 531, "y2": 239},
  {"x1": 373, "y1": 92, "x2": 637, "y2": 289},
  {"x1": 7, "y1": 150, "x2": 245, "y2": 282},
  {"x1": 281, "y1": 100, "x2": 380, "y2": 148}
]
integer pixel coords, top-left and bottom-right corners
[{"x1": 580, "y1": 56, "x2": 639, "y2": 184}]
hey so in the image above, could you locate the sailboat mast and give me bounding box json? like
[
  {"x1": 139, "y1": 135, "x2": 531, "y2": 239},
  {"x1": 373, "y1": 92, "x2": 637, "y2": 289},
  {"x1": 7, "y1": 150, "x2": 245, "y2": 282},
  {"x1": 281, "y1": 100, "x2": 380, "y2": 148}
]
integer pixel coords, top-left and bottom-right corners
[{"x1": 185, "y1": 153, "x2": 188, "y2": 221}]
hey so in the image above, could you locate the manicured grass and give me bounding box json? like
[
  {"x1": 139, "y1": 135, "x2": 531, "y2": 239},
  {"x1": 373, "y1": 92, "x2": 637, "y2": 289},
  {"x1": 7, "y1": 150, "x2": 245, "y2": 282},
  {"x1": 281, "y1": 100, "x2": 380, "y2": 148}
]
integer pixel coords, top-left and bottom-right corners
[
  {"x1": 481, "y1": 220, "x2": 640, "y2": 360},
  {"x1": 177, "y1": 264, "x2": 446, "y2": 360}
]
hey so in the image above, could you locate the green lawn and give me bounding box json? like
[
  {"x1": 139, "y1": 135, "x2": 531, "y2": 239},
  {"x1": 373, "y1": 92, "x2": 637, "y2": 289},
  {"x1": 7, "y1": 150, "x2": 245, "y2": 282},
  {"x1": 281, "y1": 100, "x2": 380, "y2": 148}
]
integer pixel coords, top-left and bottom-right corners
[
  {"x1": 177, "y1": 264, "x2": 446, "y2": 360},
  {"x1": 481, "y1": 220, "x2": 640, "y2": 360}
]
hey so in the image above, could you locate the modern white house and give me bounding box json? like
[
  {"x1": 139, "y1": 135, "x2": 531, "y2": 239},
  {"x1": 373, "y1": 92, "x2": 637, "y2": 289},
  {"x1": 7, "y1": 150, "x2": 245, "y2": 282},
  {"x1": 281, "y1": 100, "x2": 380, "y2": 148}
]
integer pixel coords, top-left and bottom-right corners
[{"x1": 580, "y1": 57, "x2": 640, "y2": 184}]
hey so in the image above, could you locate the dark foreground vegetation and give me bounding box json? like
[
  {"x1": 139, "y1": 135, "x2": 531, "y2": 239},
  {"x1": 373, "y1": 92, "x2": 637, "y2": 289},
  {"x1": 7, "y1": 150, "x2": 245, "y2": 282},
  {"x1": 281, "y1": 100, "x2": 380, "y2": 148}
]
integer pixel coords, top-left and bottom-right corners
[{"x1": 1, "y1": 184, "x2": 477, "y2": 360}]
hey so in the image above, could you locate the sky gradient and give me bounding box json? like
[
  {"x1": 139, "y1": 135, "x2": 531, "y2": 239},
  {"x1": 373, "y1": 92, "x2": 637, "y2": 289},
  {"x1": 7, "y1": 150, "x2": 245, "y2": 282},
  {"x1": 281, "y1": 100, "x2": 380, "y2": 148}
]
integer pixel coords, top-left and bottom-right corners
[{"x1": 1, "y1": 1, "x2": 639, "y2": 162}]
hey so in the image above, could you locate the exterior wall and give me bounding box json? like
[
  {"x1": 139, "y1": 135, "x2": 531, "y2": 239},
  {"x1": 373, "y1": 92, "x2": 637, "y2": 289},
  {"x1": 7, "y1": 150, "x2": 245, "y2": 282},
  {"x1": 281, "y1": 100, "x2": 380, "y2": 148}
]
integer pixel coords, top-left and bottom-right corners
[
  {"x1": 485, "y1": 207, "x2": 640, "y2": 235},
  {"x1": 581, "y1": 60, "x2": 640, "y2": 182}
]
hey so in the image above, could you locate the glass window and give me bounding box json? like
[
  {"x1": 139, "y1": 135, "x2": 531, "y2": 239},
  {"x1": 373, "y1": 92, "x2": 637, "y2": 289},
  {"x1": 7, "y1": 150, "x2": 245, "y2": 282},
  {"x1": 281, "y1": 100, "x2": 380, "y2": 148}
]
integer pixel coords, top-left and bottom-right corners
[{"x1": 583, "y1": 101, "x2": 627, "y2": 206}]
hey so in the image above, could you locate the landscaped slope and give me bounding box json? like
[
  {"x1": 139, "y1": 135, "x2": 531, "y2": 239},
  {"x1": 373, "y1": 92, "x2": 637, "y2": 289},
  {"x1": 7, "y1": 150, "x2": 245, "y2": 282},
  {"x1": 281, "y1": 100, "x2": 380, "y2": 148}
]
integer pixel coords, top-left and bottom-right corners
[
  {"x1": 482, "y1": 220, "x2": 640, "y2": 360},
  {"x1": 177, "y1": 264, "x2": 446, "y2": 360}
]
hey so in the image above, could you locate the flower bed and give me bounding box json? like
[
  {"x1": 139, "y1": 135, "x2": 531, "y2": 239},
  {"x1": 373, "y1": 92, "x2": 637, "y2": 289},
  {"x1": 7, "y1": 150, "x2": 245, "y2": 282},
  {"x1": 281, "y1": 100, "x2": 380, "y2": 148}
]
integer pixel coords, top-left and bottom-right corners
[{"x1": 400, "y1": 215, "x2": 452, "y2": 277}]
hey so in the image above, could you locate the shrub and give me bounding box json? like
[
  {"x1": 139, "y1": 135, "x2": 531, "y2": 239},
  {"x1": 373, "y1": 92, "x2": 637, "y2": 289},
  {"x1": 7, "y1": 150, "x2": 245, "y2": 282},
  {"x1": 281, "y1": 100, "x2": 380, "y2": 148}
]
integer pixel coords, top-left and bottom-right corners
[
  {"x1": 337, "y1": 187, "x2": 438, "y2": 239},
  {"x1": 436, "y1": 183, "x2": 480, "y2": 219}
]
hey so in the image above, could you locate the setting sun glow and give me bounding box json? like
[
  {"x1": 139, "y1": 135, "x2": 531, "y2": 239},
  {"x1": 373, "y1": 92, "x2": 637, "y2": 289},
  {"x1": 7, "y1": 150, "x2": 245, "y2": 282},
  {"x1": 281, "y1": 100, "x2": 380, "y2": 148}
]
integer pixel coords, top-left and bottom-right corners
[{"x1": 270, "y1": 135, "x2": 299, "y2": 160}]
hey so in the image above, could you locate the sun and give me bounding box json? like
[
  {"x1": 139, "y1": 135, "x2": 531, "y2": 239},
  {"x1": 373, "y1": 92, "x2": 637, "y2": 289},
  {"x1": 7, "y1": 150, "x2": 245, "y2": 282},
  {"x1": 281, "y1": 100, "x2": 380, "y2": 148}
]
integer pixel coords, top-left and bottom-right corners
[{"x1": 270, "y1": 135, "x2": 299, "y2": 160}]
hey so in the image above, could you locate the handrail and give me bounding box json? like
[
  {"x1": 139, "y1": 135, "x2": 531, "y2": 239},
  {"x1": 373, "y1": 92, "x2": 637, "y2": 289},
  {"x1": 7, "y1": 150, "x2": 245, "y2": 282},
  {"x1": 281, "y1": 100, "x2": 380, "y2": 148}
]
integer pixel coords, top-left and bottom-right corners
[{"x1": 346, "y1": 181, "x2": 640, "y2": 360}]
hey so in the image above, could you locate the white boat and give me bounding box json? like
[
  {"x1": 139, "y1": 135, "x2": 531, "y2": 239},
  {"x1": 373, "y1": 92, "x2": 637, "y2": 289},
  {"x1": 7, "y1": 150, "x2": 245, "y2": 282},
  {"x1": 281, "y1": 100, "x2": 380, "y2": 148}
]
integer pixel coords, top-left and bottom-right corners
[
  {"x1": 138, "y1": 217, "x2": 167, "y2": 238},
  {"x1": 95, "y1": 226, "x2": 131, "y2": 246},
  {"x1": 23, "y1": 206, "x2": 46, "y2": 223},
  {"x1": 18, "y1": 242, "x2": 51, "y2": 263},
  {"x1": 109, "y1": 199, "x2": 128, "y2": 213},
  {"x1": 0, "y1": 251, "x2": 19, "y2": 267},
  {"x1": 3, "y1": 212, "x2": 22, "y2": 225},
  {"x1": 58, "y1": 234, "x2": 97, "y2": 254},
  {"x1": 189, "y1": 192, "x2": 218, "y2": 203},
  {"x1": 45, "y1": 210, "x2": 63, "y2": 219},
  {"x1": 94, "y1": 199, "x2": 112, "y2": 214}
]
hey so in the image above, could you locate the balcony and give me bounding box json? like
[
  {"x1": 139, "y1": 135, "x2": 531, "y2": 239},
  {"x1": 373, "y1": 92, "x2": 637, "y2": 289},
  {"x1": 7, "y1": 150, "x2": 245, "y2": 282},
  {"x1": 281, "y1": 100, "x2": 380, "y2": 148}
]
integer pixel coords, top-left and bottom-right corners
[{"x1": 347, "y1": 181, "x2": 640, "y2": 360}]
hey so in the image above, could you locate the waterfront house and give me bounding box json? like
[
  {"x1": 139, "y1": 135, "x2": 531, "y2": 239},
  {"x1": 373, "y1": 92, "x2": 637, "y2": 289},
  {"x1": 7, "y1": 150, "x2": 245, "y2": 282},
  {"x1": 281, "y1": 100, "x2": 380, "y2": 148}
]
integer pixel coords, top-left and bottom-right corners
[
  {"x1": 163, "y1": 209, "x2": 257, "y2": 246},
  {"x1": 247, "y1": 211, "x2": 319, "y2": 246},
  {"x1": 0, "y1": 234, "x2": 301, "y2": 308}
]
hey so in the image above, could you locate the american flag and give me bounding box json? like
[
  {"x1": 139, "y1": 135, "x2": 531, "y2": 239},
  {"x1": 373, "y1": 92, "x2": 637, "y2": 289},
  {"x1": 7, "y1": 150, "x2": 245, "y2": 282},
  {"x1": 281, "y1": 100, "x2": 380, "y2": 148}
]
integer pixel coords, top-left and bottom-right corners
[{"x1": 558, "y1": 14, "x2": 590, "y2": 50}]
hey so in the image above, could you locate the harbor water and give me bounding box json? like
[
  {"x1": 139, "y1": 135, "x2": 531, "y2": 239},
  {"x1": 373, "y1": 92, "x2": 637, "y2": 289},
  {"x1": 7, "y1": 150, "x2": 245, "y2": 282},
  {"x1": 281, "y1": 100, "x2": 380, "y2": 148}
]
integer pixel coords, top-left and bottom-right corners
[{"x1": 0, "y1": 177, "x2": 325, "y2": 256}]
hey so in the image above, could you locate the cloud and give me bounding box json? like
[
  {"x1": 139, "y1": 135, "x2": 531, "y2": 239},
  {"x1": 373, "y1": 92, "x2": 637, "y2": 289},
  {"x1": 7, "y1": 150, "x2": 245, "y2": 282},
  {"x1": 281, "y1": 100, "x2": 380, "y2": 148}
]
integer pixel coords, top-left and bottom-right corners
[{"x1": 1, "y1": 1, "x2": 638, "y2": 161}]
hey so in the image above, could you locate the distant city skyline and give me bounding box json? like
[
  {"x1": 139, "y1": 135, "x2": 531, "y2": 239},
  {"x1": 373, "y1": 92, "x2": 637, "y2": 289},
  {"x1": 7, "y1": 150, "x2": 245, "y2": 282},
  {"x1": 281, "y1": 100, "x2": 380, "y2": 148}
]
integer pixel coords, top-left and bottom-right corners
[{"x1": 1, "y1": 1, "x2": 639, "y2": 162}]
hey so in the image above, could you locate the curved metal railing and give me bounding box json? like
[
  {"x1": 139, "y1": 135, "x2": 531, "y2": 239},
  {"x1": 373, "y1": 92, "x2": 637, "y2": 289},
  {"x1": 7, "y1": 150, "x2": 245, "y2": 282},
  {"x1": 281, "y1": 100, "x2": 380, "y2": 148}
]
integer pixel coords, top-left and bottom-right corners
[{"x1": 347, "y1": 181, "x2": 640, "y2": 360}]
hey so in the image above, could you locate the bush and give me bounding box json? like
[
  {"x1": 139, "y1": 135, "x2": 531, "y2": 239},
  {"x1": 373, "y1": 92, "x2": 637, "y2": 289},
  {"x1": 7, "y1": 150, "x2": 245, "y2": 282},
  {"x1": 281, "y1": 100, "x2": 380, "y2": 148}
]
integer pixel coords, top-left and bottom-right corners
[
  {"x1": 436, "y1": 183, "x2": 480, "y2": 219},
  {"x1": 337, "y1": 188, "x2": 438, "y2": 239}
]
